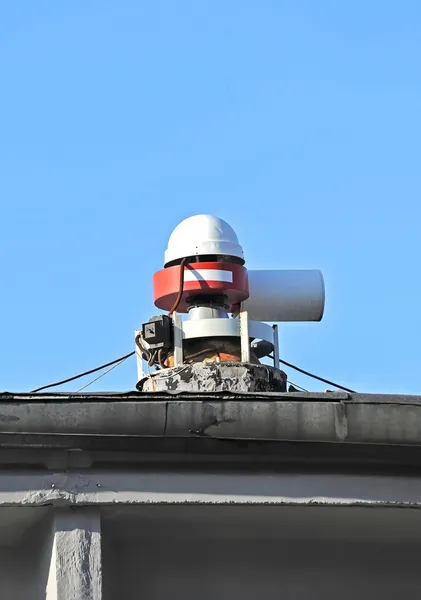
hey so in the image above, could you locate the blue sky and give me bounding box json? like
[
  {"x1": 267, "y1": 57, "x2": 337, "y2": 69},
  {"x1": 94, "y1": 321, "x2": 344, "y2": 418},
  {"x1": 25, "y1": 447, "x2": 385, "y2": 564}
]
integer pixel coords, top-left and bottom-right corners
[{"x1": 1, "y1": 1, "x2": 420, "y2": 394}]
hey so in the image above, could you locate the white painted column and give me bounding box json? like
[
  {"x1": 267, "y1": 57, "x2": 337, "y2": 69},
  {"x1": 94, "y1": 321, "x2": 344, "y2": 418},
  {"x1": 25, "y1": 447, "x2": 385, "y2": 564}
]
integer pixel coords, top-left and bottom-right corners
[{"x1": 46, "y1": 509, "x2": 102, "y2": 600}]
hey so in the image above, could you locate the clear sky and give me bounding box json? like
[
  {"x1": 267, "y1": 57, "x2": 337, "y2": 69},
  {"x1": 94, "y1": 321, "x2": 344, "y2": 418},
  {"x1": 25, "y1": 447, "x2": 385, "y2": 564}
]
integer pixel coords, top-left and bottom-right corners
[{"x1": 1, "y1": 1, "x2": 420, "y2": 394}]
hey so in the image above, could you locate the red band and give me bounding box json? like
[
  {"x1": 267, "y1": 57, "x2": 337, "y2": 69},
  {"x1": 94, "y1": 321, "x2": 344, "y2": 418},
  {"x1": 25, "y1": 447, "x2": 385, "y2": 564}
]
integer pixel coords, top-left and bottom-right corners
[{"x1": 153, "y1": 262, "x2": 249, "y2": 312}]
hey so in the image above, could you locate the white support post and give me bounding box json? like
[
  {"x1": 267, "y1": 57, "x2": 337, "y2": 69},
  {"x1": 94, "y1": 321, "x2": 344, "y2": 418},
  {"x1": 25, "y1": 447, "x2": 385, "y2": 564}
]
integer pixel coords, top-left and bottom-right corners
[
  {"x1": 239, "y1": 311, "x2": 251, "y2": 363},
  {"x1": 272, "y1": 324, "x2": 279, "y2": 368},
  {"x1": 134, "y1": 330, "x2": 145, "y2": 381},
  {"x1": 172, "y1": 313, "x2": 183, "y2": 367}
]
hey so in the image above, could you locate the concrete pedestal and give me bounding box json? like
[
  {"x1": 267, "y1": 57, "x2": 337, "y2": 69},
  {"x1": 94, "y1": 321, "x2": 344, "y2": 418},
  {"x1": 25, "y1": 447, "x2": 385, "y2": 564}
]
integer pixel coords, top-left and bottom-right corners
[{"x1": 139, "y1": 362, "x2": 287, "y2": 393}]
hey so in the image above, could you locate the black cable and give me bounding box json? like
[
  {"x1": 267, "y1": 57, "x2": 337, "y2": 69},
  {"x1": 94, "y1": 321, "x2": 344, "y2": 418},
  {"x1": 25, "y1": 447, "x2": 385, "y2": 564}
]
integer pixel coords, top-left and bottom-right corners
[
  {"x1": 288, "y1": 381, "x2": 309, "y2": 393},
  {"x1": 31, "y1": 349, "x2": 355, "y2": 395},
  {"x1": 277, "y1": 357, "x2": 356, "y2": 393},
  {"x1": 30, "y1": 352, "x2": 135, "y2": 393},
  {"x1": 168, "y1": 257, "x2": 188, "y2": 317}
]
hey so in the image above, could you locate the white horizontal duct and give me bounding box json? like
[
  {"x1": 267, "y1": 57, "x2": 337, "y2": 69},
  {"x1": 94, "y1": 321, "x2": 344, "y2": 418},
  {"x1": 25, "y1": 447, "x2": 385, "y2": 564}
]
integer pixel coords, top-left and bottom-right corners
[{"x1": 243, "y1": 270, "x2": 325, "y2": 322}]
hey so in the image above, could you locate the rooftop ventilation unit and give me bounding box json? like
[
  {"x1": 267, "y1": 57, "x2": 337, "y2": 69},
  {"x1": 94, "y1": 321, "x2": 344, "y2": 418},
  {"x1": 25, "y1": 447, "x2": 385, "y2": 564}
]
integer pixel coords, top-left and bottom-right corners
[{"x1": 136, "y1": 214, "x2": 325, "y2": 393}]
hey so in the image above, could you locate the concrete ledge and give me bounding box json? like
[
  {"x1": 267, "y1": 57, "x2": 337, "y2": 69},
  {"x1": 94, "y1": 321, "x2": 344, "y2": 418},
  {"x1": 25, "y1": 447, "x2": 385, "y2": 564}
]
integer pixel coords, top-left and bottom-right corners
[
  {"x1": 0, "y1": 392, "x2": 421, "y2": 445},
  {"x1": 0, "y1": 470, "x2": 420, "y2": 508}
]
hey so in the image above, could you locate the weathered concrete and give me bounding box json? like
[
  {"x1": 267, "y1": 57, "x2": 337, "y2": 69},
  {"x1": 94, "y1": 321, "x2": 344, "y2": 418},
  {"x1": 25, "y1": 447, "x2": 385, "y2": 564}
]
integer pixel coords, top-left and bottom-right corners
[
  {"x1": 1, "y1": 392, "x2": 421, "y2": 445},
  {"x1": 0, "y1": 392, "x2": 421, "y2": 446},
  {"x1": 0, "y1": 476, "x2": 421, "y2": 598},
  {"x1": 139, "y1": 362, "x2": 287, "y2": 393},
  {"x1": 46, "y1": 509, "x2": 102, "y2": 600},
  {"x1": 0, "y1": 392, "x2": 420, "y2": 598},
  {"x1": 2, "y1": 503, "x2": 421, "y2": 599},
  {"x1": 0, "y1": 470, "x2": 420, "y2": 507}
]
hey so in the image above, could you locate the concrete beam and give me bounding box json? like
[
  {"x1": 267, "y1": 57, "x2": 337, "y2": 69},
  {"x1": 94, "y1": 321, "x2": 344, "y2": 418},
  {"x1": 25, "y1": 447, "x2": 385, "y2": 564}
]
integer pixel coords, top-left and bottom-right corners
[
  {"x1": 0, "y1": 470, "x2": 420, "y2": 508},
  {"x1": 0, "y1": 394, "x2": 421, "y2": 445}
]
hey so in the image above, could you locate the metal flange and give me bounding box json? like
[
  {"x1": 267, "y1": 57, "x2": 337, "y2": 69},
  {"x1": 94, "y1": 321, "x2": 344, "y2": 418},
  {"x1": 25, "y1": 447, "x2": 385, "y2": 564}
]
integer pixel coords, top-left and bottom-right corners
[{"x1": 182, "y1": 317, "x2": 273, "y2": 342}]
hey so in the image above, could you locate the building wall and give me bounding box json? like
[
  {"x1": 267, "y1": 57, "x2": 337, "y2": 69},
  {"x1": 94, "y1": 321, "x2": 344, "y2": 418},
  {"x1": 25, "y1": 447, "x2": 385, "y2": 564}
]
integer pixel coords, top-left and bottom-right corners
[
  {"x1": 1, "y1": 472, "x2": 421, "y2": 599},
  {"x1": 102, "y1": 505, "x2": 421, "y2": 600},
  {"x1": 107, "y1": 538, "x2": 421, "y2": 600},
  {"x1": 0, "y1": 508, "x2": 51, "y2": 600}
]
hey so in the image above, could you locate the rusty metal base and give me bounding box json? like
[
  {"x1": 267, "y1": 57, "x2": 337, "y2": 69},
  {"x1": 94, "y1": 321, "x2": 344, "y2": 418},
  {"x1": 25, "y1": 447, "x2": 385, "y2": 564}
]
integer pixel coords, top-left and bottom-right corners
[{"x1": 137, "y1": 362, "x2": 287, "y2": 394}]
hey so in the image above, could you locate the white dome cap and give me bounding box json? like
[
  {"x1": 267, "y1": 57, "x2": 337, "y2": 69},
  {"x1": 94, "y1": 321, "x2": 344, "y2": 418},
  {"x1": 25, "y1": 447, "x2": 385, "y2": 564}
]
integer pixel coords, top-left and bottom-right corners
[{"x1": 164, "y1": 214, "x2": 244, "y2": 265}]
